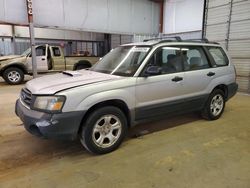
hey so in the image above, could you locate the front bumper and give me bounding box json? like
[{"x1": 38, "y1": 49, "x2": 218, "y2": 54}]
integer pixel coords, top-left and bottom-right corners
[{"x1": 15, "y1": 99, "x2": 85, "y2": 140}]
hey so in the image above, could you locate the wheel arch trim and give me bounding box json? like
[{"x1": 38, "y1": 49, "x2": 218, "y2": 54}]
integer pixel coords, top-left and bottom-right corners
[
  {"x1": 0, "y1": 63, "x2": 28, "y2": 75},
  {"x1": 77, "y1": 98, "x2": 133, "y2": 135}
]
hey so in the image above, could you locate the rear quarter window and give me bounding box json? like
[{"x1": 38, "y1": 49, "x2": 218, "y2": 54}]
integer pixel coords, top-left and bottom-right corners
[{"x1": 208, "y1": 47, "x2": 229, "y2": 66}]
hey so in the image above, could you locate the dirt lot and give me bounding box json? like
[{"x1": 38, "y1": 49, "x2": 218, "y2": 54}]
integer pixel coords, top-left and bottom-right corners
[{"x1": 0, "y1": 78, "x2": 250, "y2": 188}]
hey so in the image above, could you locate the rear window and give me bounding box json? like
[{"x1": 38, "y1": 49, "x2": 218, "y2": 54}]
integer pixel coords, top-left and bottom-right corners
[{"x1": 208, "y1": 47, "x2": 229, "y2": 66}]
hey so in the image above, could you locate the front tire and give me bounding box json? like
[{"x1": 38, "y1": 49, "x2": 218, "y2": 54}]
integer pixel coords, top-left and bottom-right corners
[
  {"x1": 3, "y1": 67, "x2": 24, "y2": 85},
  {"x1": 80, "y1": 106, "x2": 128, "y2": 154},
  {"x1": 202, "y1": 89, "x2": 225, "y2": 120}
]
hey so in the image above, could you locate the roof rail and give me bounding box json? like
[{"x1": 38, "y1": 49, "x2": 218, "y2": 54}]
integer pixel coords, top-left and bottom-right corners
[
  {"x1": 183, "y1": 38, "x2": 210, "y2": 43},
  {"x1": 143, "y1": 36, "x2": 182, "y2": 42},
  {"x1": 183, "y1": 38, "x2": 220, "y2": 44},
  {"x1": 143, "y1": 37, "x2": 220, "y2": 45}
]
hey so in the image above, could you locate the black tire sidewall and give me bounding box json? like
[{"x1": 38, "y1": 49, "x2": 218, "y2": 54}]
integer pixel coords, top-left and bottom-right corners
[
  {"x1": 75, "y1": 60, "x2": 92, "y2": 70},
  {"x1": 3, "y1": 67, "x2": 24, "y2": 85},
  {"x1": 76, "y1": 64, "x2": 89, "y2": 70},
  {"x1": 80, "y1": 106, "x2": 128, "y2": 154},
  {"x1": 205, "y1": 89, "x2": 225, "y2": 120}
]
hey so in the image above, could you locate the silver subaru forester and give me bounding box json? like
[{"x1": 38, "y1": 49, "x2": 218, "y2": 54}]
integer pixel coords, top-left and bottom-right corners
[{"x1": 16, "y1": 37, "x2": 238, "y2": 154}]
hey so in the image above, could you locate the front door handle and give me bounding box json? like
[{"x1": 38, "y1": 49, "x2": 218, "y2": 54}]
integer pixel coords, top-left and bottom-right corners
[
  {"x1": 207, "y1": 72, "x2": 215, "y2": 77},
  {"x1": 41, "y1": 58, "x2": 45, "y2": 61},
  {"x1": 172, "y1": 76, "x2": 183, "y2": 82}
]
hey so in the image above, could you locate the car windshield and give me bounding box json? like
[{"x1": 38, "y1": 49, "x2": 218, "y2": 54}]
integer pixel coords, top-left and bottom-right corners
[
  {"x1": 91, "y1": 45, "x2": 150, "y2": 76},
  {"x1": 21, "y1": 48, "x2": 31, "y2": 56}
]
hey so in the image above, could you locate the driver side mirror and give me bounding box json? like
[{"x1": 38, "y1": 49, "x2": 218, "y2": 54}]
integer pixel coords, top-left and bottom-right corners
[{"x1": 145, "y1": 66, "x2": 162, "y2": 76}]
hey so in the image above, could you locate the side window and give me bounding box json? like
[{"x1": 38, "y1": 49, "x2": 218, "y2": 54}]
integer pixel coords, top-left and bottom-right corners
[
  {"x1": 147, "y1": 46, "x2": 183, "y2": 75},
  {"x1": 208, "y1": 47, "x2": 229, "y2": 66},
  {"x1": 52, "y1": 47, "x2": 61, "y2": 57},
  {"x1": 36, "y1": 46, "x2": 46, "y2": 56},
  {"x1": 183, "y1": 46, "x2": 210, "y2": 71}
]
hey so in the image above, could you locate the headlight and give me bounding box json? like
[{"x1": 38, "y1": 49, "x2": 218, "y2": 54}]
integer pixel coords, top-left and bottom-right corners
[{"x1": 33, "y1": 96, "x2": 66, "y2": 113}]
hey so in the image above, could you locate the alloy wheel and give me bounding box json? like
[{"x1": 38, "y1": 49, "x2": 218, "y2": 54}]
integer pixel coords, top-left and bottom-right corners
[
  {"x1": 210, "y1": 94, "x2": 224, "y2": 116},
  {"x1": 92, "y1": 114, "x2": 122, "y2": 148}
]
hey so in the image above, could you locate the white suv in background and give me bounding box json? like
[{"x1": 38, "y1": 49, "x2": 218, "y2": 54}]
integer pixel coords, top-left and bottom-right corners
[{"x1": 16, "y1": 37, "x2": 238, "y2": 154}]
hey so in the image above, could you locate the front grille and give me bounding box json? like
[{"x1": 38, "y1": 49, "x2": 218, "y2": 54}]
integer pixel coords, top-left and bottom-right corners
[{"x1": 21, "y1": 88, "x2": 32, "y2": 107}]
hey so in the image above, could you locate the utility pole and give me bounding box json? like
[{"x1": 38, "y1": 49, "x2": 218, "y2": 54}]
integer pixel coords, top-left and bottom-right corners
[
  {"x1": 26, "y1": 0, "x2": 37, "y2": 78},
  {"x1": 11, "y1": 25, "x2": 17, "y2": 54}
]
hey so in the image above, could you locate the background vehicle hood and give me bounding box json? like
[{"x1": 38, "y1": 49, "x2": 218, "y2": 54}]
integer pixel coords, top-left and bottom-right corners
[
  {"x1": 0, "y1": 55, "x2": 21, "y2": 61},
  {"x1": 26, "y1": 70, "x2": 122, "y2": 95}
]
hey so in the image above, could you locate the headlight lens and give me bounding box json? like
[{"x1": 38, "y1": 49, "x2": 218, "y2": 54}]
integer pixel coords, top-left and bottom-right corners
[{"x1": 33, "y1": 96, "x2": 66, "y2": 112}]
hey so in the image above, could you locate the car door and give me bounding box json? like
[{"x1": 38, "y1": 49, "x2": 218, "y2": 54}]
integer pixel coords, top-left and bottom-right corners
[
  {"x1": 49, "y1": 46, "x2": 66, "y2": 71},
  {"x1": 27, "y1": 45, "x2": 48, "y2": 72},
  {"x1": 135, "y1": 46, "x2": 185, "y2": 121},
  {"x1": 206, "y1": 46, "x2": 232, "y2": 83},
  {"x1": 181, "y1": 45, "x2": 215, "y2": 106}
]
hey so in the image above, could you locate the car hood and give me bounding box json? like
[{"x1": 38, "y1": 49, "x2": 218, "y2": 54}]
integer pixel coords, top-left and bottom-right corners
[
  {"x1": 26, "y1": 70, "x2": 123, "y2": 95},
  {"x1": 0, "y1": 55, "x2": 21, "y2": 61}
]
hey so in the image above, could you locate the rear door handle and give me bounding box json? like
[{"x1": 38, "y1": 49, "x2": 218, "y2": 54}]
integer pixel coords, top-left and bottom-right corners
[
  {"x1": 172, "y1": 76, "x2": 183, "y2": 82},
  {"x1": 41, "y1": 58, "x2": 45, "y2": 61},
  {"x1": 207, "y1": 72, "x2": 215, "y2": 77}
]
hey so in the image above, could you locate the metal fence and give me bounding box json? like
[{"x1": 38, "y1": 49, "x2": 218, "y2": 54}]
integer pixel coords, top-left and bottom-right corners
[{"x1": 0, "y1": 37, "x2": 105, "y2": 57}]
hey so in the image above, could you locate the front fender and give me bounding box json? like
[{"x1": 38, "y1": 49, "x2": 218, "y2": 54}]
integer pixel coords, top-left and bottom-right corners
[
  {"x1": 0, "y1": 57, "x2": 28, "y2": 74},
  {"x1": 60, "y1": 86, "x2": 135, "y2": 113},
  {"x1": 75, "y1": 88, "x2": 135, "y2": 111},
  {"x1": 0, "y1": 63, "x2": 27, "y2": 75}
]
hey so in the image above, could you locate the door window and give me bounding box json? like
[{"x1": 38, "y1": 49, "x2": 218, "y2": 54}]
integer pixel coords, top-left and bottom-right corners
[
  {"x1": 52, "y1": 47, "x2": 61, "y2": 57},
  {"x1": 36, "y1": 46, "x2": 46, "y2": 56},
  {"x1": 182, "y1": 46, "x2": 210, "y2": 71},
  {"x1": 146, "y1": 46, "x2": 183, "y2": 75}
]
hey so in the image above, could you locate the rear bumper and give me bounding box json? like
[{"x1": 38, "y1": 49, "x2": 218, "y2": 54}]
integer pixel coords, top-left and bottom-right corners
[
  {"x1": 15, "y1": 99, "x2": 85, "y2": 140},
  {"x1": 227, "y1": 82, "x2": 238, "y2": 100}
]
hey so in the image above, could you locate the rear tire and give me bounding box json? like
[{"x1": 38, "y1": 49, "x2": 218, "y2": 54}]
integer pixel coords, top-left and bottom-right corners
[
  {"x1": 3, "y1": 67, "x2": 24, "y2": 85},
  {"x1": 80, "y1": 106, "x2": 128, "y2": 154},
  {"x1": 75, "y1": 60, "x2": 92, "y2": 70},
  {"x1": 75, "y1": 64, "x2": 89, "y2": 70},
  {"x1": 201, "y1": 89, "x2": 225, "y2": 120}
]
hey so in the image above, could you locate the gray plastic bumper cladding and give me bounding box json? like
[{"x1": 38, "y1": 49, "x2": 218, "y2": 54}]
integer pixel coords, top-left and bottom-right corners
[
  {"x1": 227, "y1": 82, "x2": 238, "y2": 100},
  {"x1": 15, "y1": 99, "x2": 85, "y2": 140}
]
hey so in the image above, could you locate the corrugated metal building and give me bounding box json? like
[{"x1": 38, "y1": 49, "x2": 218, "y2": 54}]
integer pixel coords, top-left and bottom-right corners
[
  {"x1": 204, "y1": 0, "x2": 250, "y2": 93},
  {"x1": 0, "y1": 0, "x2": 160, "y2": 56}
]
